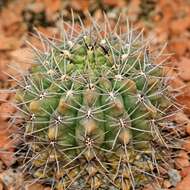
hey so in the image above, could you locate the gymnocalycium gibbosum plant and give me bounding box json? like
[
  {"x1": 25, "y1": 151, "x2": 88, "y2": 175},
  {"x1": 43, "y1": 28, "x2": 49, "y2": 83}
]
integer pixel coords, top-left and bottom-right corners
[{"x1": 13, "y1": 15, "x2": 179, "y2": 190}]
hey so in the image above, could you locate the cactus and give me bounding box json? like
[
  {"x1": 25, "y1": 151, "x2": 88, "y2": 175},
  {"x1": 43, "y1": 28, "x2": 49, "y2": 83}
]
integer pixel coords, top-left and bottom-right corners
[{"x1": 14, "y1": 17, "x2": 176, "y2": 190}]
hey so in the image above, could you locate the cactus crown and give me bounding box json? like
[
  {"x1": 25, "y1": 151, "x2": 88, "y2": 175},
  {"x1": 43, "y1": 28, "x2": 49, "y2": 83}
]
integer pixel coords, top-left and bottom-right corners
[{"x1": 14, "y1": 16, "x2": 175, "y2": 190}]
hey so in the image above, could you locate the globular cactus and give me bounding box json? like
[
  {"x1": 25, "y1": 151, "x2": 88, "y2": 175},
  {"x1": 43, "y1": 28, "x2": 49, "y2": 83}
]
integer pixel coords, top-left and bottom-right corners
[{"x1": 14, "y1": 17, "x2": 175, "y2": 190}]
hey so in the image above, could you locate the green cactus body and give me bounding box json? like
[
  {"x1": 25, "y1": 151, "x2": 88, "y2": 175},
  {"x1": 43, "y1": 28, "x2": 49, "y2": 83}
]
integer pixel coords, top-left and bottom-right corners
[{"x1": 15, "y1": 19, "x2": 173, "y2": 190}]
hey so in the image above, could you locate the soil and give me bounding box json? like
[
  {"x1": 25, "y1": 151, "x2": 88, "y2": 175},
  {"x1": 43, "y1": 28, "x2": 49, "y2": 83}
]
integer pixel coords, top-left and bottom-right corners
[{"x1": 0, "y1": 0, "x2": 190, "y2": 189}]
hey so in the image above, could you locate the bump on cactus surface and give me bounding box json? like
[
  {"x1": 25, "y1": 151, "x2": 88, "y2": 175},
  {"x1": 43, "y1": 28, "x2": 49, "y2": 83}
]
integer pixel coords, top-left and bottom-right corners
[{"x1": 13, "y1": 16, "x2": 179, "y2": 190}]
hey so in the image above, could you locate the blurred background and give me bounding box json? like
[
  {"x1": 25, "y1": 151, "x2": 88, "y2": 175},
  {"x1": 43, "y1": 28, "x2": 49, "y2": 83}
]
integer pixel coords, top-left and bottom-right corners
[{"x1": 0, "y1": 0, "x2": 190, "y2": 189}]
